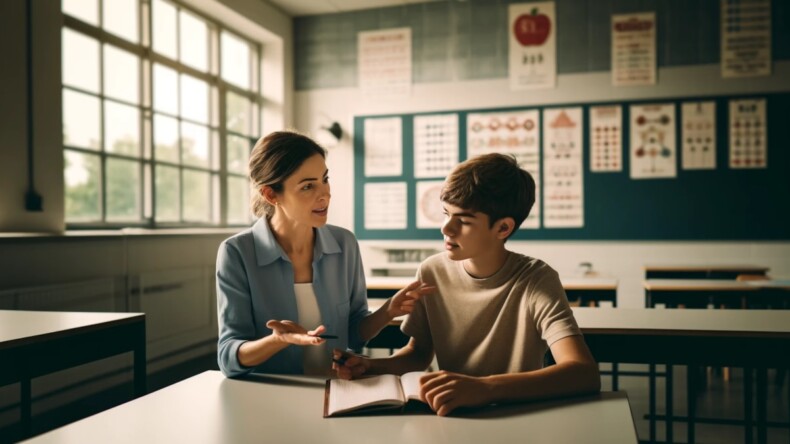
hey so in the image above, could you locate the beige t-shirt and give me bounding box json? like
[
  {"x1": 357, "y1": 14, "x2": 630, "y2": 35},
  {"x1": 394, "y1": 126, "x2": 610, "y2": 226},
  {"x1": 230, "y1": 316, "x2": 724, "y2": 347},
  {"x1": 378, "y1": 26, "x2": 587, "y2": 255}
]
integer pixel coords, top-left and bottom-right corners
[{"x1": 401, "y1": 251, "x2": 581, "y2": 376}]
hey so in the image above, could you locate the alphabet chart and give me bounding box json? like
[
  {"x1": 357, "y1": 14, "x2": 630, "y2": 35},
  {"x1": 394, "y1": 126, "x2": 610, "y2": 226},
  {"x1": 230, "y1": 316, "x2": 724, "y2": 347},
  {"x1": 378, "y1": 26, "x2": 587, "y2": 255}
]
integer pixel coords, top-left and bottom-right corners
[
  {"x1": 629, "y1": 103, "x2": 677, "y2": 179},
  {"x1": 543, "y1": 107, "x2": 584, "y2": 228},
  {"x1": 364, "y1": 117, "x2": 403, "y2": 177},
  {"x1": 466, "y1": 110, "x2": 541, "y2": 228},
  {"x1": 413, "y1": 114, "x2": 459, "y2": 178},
  {"x1": 589, "y1": 105, "x2": 622, "y2": 172},
  {"x1": 729, "y1": 98, "x2": 767, "y2": 169},
  {"x1": 681, "y1": 101, "x2": 716, "y2": 170},
  {"x1": 364, "y1": 182, "x2": 407, "y2": 229}
]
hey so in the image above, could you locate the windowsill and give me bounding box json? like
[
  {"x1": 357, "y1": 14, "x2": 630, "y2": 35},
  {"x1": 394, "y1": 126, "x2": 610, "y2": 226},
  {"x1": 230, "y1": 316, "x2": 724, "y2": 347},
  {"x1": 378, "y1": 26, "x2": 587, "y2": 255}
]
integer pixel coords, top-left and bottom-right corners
[{"x1": 0, "y1": 227, "x2": 245, "y2": 240}]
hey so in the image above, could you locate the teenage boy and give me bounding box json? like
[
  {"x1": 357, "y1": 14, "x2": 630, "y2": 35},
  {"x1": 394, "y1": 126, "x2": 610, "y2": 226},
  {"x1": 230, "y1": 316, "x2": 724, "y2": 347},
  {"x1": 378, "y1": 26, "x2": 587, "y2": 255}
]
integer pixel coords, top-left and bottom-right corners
[{"x1": 334, "y1": 153, "x2": 600, "y2": 416}]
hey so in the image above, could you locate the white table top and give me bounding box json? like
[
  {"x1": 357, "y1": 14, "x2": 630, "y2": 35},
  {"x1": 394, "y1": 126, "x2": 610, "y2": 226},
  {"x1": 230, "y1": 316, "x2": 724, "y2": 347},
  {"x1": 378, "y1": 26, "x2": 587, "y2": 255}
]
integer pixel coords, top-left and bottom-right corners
[
  {"x1": 643, "y1": 279, "x2": 759, "y2": 291},
  {"x1": 572, "y1": 307, "x2": 790, "y2": 338},
  {"x1": 0, "y1": 310, "x2": 144, "y2": 349},
  {"x1": 643, "y1": 264, "x2": 769, "y2": 272},
  {"x1": 24, "y1": 370, "x2": 638, "y2": 444},
  {"x1": 367, "y1": 276, "x2": 618, "y2": 290}
]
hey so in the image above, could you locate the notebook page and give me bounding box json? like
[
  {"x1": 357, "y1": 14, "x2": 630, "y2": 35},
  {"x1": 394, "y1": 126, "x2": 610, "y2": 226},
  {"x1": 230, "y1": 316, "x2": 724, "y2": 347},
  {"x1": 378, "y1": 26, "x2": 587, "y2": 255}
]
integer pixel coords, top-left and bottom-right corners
[
  {"x1": 399, "y1": 371, "x2": 427, "y2": 401},
  {"x1": 328, "y1": 375, "x2": 405, "y2": 415}
]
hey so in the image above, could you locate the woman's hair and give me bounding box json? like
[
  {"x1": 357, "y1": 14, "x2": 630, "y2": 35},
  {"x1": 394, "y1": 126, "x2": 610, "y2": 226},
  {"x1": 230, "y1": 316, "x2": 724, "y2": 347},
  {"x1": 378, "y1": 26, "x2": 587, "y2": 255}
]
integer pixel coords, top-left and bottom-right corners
[
  {"x1": 440, "y1": 153, "x2": 535, "y2": 239},
  {"x1": 249, "y1": 131, "x2": 326, "y2": 218}
]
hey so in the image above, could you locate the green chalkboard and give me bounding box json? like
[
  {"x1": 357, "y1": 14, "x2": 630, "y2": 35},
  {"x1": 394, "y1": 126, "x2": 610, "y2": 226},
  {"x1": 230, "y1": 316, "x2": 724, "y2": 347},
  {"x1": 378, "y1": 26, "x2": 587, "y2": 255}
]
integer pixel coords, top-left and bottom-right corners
[{"x1": 353, "y1": 92, "x2": 790, "y2": 241}]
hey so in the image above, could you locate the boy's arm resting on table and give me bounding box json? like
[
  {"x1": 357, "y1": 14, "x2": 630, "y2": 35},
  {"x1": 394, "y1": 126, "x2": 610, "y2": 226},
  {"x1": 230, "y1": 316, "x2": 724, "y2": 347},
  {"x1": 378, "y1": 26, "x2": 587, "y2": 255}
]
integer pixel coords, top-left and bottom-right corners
[{"x1": 420, "y1": 335, "x2": 600, "y2": 416}]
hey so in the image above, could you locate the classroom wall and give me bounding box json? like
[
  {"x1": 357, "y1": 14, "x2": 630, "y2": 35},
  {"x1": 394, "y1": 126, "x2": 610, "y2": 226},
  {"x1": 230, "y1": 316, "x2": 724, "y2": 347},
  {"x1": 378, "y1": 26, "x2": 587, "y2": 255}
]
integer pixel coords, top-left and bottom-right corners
[
  {"x1": 292, "y1": 0, "x2": 790, "y2": 308},
  {"x1": 0, "y1": 0, "x2": 291, "y2": 428}
]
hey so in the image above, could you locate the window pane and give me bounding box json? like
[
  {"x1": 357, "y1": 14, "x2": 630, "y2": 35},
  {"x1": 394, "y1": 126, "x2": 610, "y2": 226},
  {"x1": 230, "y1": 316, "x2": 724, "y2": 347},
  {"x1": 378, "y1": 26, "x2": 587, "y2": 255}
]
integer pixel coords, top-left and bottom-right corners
[
  {"x1": 62, "y1": 29, "x2": 100, "y2": 93},
  {"x1": 227, "y1": 135, "x2": 250, "y2": 174},
  {"x1": 221, "y1": 32, "x2": 250, "y2": 89},
  {"x1": 227, "y1": 175, "x2": 250, "y2": 224},
  {"x1": 179, "y1": 10, "x2": 208, "y2": 71},
  {"x1": 154, "y1": 114, "x2": 179, "y2": 163},
  {"x1": 155, "y1": 165, "x2": 180, "y2": 221},
  {"x1": 153, "y1": 63, "x2": 178, "y2": 114},
  {"x1": 152, "y1": 0, "x2": 177, "y2": 59},
  {"x1": 183, "y1": 170, "x2": 210, "y2": 222},
  {"x1": 181, "y1": 122, "x2": 209, "y2": 168},
  {"x1": 63, "y1": 89, "x2": 100, "y2": 150},
  {"x1": 63, "y1": 0, "x2": 98, "y2": 25},
  {"x1": 65, "y1": 150, "x2": 101, "y2": 221},
  {"x1": 180, "y1": 74, "x2": 208, "y2": 123},
  {"x1": 104, "y1": 101, "x2": 140, "y2": 156},
  {"x1": 104, "y1": 45, "x2": 140, "y2": 104},
  {"x1": 226, "y1": 91, "x2": 250, "y2": 136},
  {"x1": 102, "y1": 0, "x2": 138, "y2": 43},
  {"x1": 106, "y1": 158, "x2": 141, "y2": 221}
]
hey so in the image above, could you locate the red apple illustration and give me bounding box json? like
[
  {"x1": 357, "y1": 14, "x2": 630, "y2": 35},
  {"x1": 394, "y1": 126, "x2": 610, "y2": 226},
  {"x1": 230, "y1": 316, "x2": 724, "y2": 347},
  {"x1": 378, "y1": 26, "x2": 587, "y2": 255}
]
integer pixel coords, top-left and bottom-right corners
[{"x1": 514, "y1": 8, "x2": 551, "y2": 46}]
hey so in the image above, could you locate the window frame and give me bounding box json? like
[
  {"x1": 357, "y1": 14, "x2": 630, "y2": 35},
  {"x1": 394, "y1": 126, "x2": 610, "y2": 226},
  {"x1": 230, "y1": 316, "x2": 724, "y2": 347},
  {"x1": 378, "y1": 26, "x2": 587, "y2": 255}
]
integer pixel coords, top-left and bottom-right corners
[{"x1": 62, "y1": 0, "x2": 261, "y2": 229}]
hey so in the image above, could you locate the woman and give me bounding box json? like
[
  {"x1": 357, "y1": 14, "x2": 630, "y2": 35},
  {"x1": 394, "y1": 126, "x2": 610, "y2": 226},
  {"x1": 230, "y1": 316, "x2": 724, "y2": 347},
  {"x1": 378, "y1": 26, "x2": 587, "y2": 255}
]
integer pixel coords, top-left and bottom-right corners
[{"x1": 217, "y1": 131, "x2": 432, "y2": 377}]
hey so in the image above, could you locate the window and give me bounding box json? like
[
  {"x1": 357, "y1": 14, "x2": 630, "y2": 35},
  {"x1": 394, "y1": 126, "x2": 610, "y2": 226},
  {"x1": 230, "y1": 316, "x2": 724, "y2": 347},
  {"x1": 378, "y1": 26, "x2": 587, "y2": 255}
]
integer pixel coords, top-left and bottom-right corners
[{"x1": 62, "y1": 0, "x2": 259, "y2": 226}]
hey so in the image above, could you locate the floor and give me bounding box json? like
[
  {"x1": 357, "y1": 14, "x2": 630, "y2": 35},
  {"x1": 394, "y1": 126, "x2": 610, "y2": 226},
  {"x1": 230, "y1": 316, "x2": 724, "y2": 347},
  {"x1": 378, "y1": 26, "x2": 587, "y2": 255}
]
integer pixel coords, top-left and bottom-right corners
[{"x1": 605, "y1": 363, "x2": 789, "y2": 444}]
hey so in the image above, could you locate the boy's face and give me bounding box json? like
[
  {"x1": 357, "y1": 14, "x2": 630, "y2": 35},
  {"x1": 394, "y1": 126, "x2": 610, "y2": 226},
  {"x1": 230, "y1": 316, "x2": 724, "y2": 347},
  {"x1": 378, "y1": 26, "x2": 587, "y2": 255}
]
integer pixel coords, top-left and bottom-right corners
[{"x1": 440, "y1": 202, "x2": 504, "y2": 262}]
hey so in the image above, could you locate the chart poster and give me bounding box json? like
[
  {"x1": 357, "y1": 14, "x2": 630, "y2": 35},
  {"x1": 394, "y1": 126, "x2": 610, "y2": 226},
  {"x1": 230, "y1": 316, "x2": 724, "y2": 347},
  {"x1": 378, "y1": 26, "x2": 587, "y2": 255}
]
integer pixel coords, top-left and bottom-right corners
[
  {"x1": 508, "y1": 2, "x2": 556, "y2": 91},
  {"x1": 364, "y1": 182, "x2": 407, "y2": 229},
  {"x1": 466, "y1": 110, "x2": 541, "y2": 228},
  {"x1": 721, "y1": 0, "x2": 771, "y2": 78},
  {"x1": 358, "y1": 28, "x2": 412, "y2": 98},
  {"x1": 629, "y1": 103, "x2": 677, "y2": 179},
  {"x1": 543, "y1": 107, "x2": 583, "y2": 228},
  {"x1": 364, "y1": 117, "x2": 402, "y2": 177},
  {"x1": 681, "y1": 101, "x2": 716, "y2": 170},
  {"x1": 589, "y1": 105, "x2": 622, "y2": 172},
  {"x1": 413, "y1": 114, "x2": 459, "y2": 179},
  {"x1": 729, "y1": 98, "x2": 767, "y2": 169},
  {"x1": 611, "y1": 12, "x2": 656, "y2": 86},
  {"x1": 416, "y1": 181, "x2": 445, "y2": 229}
]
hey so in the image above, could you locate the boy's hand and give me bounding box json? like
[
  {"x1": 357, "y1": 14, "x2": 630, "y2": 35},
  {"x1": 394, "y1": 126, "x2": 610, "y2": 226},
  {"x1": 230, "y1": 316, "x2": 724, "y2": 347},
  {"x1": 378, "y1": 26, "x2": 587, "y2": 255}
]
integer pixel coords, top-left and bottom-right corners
[
  {"x1": 419, "y1": 371, "x2": 493, "y2": 416},
  {"x1": 266, "y1": 320, "x2": 326, "y2": 346},
  {"x1": 331, "y1": 349, "x2": 370, "y2": 380},
  {"x1": 387, "y1": 281, "x2": 436, "y2": 318}
]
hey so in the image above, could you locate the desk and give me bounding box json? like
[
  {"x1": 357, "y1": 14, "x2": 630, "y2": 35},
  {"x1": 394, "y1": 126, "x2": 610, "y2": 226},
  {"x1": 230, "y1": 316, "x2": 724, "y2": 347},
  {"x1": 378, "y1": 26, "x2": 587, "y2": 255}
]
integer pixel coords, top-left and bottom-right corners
[
  {"x1": 363, "y1": 305, "x2": 790, "y2": 444},
  {"x1": 644, "y1": 279, "x2": 790, "y2": 309},
  {"x1": 367, "y1": 276, "x2": 618, "y2": 306},
  {"x1": 23, "y1": 370, "x2": 638, "y2": 444},
  {"x1": 575, "y1": 308, "x2": 790, "y2": 444},
  {"x1": 0, "y1": 310, "x2": 146, "y2": 437},
  {"x1": 643, "y1": 264, "x2": 770, "y2": 279}
]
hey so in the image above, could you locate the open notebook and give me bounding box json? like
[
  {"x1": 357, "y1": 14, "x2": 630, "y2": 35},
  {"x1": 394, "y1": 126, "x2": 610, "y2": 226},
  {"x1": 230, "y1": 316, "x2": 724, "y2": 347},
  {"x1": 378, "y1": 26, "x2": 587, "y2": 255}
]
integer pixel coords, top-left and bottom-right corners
[{"x1": 323, "y1": 372, "x2": 427, "y2": 417}]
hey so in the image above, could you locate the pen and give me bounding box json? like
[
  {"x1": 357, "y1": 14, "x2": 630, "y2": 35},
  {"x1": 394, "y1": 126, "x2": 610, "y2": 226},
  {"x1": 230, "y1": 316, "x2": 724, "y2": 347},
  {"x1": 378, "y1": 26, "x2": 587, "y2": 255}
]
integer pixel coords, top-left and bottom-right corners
[
  {"x1": 317, "y1": 334, "x2": 338, "y2": 339},
  {"x1": 332, "y1": 352, "x2": 369, "y2": 366}
]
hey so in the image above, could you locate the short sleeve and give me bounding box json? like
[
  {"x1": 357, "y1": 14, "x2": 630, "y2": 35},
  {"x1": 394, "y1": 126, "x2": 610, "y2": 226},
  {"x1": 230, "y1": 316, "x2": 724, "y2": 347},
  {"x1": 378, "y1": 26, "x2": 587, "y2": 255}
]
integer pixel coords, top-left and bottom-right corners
[{"x1": 530, "y1": 269, "x2": 581, "y2": 346}]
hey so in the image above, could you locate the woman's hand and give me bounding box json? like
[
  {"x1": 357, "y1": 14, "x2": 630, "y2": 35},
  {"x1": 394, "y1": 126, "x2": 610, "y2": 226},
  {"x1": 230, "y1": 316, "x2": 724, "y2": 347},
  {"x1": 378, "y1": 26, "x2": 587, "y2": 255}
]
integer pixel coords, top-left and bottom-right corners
[
  {"x1": 387, "y1": 281, "x2": 436, "y2": 319},
  {"x1": 265, "y1": 320, "x2": 327, "y2": 346}
]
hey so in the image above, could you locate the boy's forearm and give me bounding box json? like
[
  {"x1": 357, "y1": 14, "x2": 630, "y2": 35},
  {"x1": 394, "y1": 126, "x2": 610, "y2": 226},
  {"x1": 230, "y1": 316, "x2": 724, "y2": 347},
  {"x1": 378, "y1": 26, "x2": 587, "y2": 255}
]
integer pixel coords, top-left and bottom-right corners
[{"x1": 486, "y1": 360, "x2": 601, "y2": 404}]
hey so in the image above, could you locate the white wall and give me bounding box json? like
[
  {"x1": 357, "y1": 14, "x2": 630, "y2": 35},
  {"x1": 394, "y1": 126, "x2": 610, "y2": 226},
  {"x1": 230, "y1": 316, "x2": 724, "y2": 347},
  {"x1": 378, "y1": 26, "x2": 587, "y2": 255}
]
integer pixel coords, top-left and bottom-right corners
[{"x1": 294, "y1": 62, "x2": 790, "y2": 308}]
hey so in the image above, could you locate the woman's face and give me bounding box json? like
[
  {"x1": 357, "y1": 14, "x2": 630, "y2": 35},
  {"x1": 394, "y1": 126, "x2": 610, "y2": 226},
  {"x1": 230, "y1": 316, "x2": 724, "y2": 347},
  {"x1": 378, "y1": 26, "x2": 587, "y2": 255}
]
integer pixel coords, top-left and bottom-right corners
[{"x1": 271, "y1": 153, "x2": 330, "y2": 228}]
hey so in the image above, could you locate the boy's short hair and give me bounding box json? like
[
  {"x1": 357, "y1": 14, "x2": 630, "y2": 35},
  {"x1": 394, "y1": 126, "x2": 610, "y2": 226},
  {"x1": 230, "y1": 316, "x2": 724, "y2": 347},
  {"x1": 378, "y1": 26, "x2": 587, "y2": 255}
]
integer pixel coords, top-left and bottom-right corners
[{"x1": 440, "y1": 153, "x2": 536, "y2": 238}]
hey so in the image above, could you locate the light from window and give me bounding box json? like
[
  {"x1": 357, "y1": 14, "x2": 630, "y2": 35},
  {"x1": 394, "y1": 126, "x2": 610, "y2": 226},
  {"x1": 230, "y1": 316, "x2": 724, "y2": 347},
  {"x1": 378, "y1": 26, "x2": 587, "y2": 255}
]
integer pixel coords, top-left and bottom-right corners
[
  {"x1": 62, "y1": 29, "x2": 100, "y2": 93},
  {"x1": 221, "y1": 32, "x2": 250, "y2": 89},
  {"x1": 103, "y1": 0, "x2": 139, "y2": 43},
  {"x1": 64, "y1": 151, "x2": 102, "y2": 221},
  {"x1": 63, "y1": 0, "x2": 99, "y2": 26},
  {"x1": 104, "y1": 101, "x2": 141, "y2": 156},
  {"x1": 63, "y1": 90, "x2": 101, "y2": 150},
  {"x1": 179, "y1": 10, "x2": 209, "y2": 71},
  {"x1": 106, "y1": 158, "x2": 141, "y2": 221},
  {"x1": 152, "y1": 0, "x2": 177, "y2": 59},
  {"x1": 103, "y1": 45, "x2": 140, "y2": 104}
]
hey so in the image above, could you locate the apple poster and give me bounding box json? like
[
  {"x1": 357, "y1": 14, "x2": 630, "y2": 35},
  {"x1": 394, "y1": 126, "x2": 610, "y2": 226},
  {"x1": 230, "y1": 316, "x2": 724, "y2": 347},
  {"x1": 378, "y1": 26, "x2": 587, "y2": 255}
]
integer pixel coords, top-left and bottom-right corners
[{"x1": 508, "y1": 2, "x2": 557, "y2": 91}]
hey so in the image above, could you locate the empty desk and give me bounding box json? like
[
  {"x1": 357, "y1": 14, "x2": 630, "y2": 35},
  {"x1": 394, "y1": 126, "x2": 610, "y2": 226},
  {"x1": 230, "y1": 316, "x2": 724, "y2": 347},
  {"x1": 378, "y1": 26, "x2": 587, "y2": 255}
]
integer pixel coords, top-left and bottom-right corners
[
  {"x1": 0, "y1": 310, "x2": 146, "y2": 438},
  {"x1": 643, "y1": 264, "x2": 770, "y2": 280},
  {"x1": 644, "y1": 279, "x2": 790, "y2": 309}
]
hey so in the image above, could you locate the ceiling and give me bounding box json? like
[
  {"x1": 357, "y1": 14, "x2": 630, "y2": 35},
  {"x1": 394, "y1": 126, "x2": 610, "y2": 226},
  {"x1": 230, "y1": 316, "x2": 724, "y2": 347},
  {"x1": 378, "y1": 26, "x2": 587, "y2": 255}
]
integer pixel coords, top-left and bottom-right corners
[{"x1": 265, "y1": 0, "x2": 444, "y2": 17}]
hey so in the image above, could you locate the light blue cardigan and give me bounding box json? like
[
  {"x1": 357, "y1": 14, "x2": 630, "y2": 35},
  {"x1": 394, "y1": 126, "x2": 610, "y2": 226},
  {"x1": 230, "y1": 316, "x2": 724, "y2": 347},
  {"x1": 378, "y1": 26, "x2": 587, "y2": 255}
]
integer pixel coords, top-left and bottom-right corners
[{"x1": 216, "y1": 218, "x2": 369, "y2": 377}]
